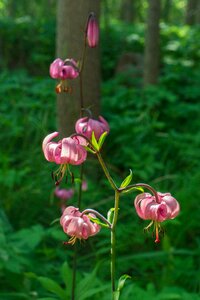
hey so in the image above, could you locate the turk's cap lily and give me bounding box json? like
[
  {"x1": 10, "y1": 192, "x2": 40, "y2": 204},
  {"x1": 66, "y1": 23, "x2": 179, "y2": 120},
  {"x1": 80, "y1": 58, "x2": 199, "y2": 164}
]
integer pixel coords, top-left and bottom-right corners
[
  {"x1": 42, "y1": 132, "x2": 87, "y2": 165},
  {"x1": 75, "y1": 116, "x2": 110, "y2": 140},
  {"x1": 134, "y1": 192, "x2": 180, "y2": 222},
  {"x1": 86, "y1": 12, "x2": 99, "y2": 48},
  {"x1": 50, "y1": 58, "x2": 79, "y2": 80},
  {"x1": 60, "y1": 206, "x2": 101, "y2": 243},
  {"x1": 134, "y1": 192, "x2": 180, "y2": 243}
]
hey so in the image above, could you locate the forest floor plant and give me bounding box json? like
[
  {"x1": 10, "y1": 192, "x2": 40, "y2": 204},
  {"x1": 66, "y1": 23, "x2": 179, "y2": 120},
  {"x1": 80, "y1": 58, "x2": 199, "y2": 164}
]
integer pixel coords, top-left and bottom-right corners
[{"x1": 42, "y1": 12, "x2": 180, "y2": 300}]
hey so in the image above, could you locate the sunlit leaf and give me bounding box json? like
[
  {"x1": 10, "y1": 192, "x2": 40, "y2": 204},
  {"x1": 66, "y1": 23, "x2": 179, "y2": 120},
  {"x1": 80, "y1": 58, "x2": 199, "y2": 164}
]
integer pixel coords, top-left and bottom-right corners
[
  {"x1": 120, "y1": 169, "x2": 133, "y2": 188},
  {"x1": 98, "y1": 131, "x2": 108, "y2": 149},
  {"x1": 91, "y1": 131, "x2": 99, "y2": 151}
]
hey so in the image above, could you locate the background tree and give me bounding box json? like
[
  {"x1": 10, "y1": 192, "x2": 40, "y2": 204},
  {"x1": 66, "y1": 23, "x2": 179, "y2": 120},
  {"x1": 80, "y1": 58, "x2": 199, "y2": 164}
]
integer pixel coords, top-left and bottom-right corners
[
  {"x1": 143, "y1": 0, "x2": 161, "y2": 86},
  {"x1": 185, "y1": 0, "x2": 198, "y2": 25},
  {"x1": 120, "y1": 0, "x2": 135, "y2": 23},
  {"x1": 56, "y1": 0, "x2": 101, "y2": 136},
  {"x1": 162, "y1": 0, "x2": 172, "y2": 23}
]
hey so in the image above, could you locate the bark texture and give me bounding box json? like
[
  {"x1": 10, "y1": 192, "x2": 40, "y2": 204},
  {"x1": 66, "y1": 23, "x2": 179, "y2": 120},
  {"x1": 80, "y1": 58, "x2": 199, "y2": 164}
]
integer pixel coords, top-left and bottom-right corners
[
  {"x1": 143, "y1": 0, "x2": 161, "y2": 86},
  {"x1": 185, "y1": 0, "x2": 198, "y2": 25},
  {"x1": 56, "y1": 0, "x2": 101, "y2": 137}
]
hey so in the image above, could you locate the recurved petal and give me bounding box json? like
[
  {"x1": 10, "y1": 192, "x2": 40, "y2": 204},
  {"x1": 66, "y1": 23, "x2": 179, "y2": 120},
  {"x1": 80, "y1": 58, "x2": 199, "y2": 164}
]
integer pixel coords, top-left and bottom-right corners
[
  {"x1": 162, "y1": 194, "x2": 180, "y2": 219},
  {"x1": 50, "y1": 58, "x2": 64, "y2": 79},
  {"x1": 99, "y1": 116, "x2": 110, "y2": 132},
  {"x1": 42, "y1": 132, "x2": 59, "y2": 161}
]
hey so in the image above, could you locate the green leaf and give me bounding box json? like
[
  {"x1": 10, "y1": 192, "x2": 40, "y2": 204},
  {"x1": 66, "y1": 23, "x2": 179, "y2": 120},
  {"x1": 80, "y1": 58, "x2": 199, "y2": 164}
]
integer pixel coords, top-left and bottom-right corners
[
  {"x1": 107, "y1": 208, "x2": 115, "y2": 223},
  {"x1": 84, "y1": 146, "x2": 96, "y2": 154},
  {"x1": 121, "y1": 186, "x2": 144, "y2": 194},
  {"x1": 60, "y1": 261, "x2": 72, "y2": 291},
  {"x1": 98, "y1": 131, "x2": 108, "y2": 149},
  {"x1": 38, "y1": 277, "x2": 66, "y2": 300},
  {"x1": 117, "y1": 274, "x2": 131, "y2": 292},
  {"x1": 88, "y1": 216, "x2": 110, "y2": 228},
  {"x1": 91, "y1": 131, "x2": 99, "y2": 151},
  {"x1": 113, "y1": 274, "x2": 131, "y2": 300},
  {"x1": 120, "y1": 170, "x2": 133, "y2": 188}
]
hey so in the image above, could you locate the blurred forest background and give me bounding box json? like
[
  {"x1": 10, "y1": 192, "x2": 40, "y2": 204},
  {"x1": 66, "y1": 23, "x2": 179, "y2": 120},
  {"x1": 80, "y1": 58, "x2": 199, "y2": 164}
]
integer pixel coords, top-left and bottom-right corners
[{"x1": 0, "y1": 0, "x2": 200, "y2": 299}]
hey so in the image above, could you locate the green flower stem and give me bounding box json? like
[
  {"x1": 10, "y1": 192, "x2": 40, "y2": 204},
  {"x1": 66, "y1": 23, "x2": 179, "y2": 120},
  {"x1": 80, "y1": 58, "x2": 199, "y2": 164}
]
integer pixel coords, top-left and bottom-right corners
[
  {"x1": 111, "y1": 191, "x2": 120, "y2": 296},
  {"x1": 96, "y1": 152, "x2": 118, "y2": 191},
  {"x1": 95, "y1": 151, "x2": 120, "y2": 298}
]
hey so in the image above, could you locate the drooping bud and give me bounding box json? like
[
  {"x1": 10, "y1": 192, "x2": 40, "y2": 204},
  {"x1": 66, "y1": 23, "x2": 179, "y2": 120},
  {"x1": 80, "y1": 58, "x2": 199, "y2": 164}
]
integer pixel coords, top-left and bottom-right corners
[{"x1": 86, "y1": 12, "x2": 99, "y2": 48}]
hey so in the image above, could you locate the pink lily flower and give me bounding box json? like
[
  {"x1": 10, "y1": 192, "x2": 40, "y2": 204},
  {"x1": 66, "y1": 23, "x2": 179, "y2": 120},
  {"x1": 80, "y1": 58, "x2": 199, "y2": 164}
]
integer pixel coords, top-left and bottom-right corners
[
  {"x1": 134, "y1": 192, "x2": 180, "y2": 243},
  {"x1": 50, "y1": 58, "x2": 79, "y2": 80},
  {"x1": 86, "y1": 12, "x2": 99, "y2": 48},
  {"x1": 60, "y1": 206, "x2": 101, "y2": 244},
  {"x1": 42, "y1": 132, "x2": 87, "y2": 165},
  {"x1": 75, "y1": 116, "x2": 110, "y2": 140}
]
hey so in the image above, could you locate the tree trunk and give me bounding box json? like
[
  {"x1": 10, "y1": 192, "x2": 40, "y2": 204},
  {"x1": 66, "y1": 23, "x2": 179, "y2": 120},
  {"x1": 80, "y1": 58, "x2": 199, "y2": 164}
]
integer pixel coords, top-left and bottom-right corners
[
  {"x1": 56, "y1": 0, "x2": 101, "y2": 137},
  {"x1": 120, "y1": 0, "x2": 135, "y2": 23},
  {"x1": 195, "y1": 1, "x2": 200, "y2": 23},
  {"x1": 143, "y1": 0, "x2": 161, "y2": 86},
  {"x1": 162, "y1": 0, "x2": 172, "y2": 23},
  {"x1": 185, "y1": 0, "x2": 198, "y2": 25}
]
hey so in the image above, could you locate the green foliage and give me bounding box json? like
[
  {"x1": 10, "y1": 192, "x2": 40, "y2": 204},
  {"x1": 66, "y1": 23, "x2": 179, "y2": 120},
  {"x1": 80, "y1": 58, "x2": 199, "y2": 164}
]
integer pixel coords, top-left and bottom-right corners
[
  {"x1": 0, "y1": 18, "x2": 55, "y2": 74},
  {"x1": 0, "y1": 12, "x2": 200, "y2": 300}
]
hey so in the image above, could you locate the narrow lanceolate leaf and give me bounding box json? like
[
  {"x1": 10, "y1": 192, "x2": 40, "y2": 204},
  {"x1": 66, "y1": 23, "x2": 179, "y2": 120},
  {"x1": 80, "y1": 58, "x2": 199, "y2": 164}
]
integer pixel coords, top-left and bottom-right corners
[
  {"x1": 107, "y1": 208, "x2": 115, "y2": 223},
  {"x1": 117, "y1": 274, "x2": 131, "y2": 292},
  {"x1": 113, "y1": 274, "x2": 131, "y2": 300},
  {"x1": 84, "y1": 146, "x2": 96, "y2": 154},
  {"x1": 91, "y1": 131, "x2": 99, "y2": 151},
  {"x1": 98, "y1": 131, "x2": 108, "y2": 149},
  {"x1": 88, "y1": 216, "x2": 109, "y2": 228},
  {"x1": 121, "y1": 186, "x2": 144, "y2": 194},
  {"x1": 120, "y1": 170, "x2": 133, "y2": 188}
]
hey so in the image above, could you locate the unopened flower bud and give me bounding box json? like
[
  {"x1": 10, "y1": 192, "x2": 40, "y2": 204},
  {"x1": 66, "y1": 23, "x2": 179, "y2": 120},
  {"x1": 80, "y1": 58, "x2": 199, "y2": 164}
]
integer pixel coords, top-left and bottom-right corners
[{"x1": 86, "y1": 12, "x2": 99, "y2": 48}]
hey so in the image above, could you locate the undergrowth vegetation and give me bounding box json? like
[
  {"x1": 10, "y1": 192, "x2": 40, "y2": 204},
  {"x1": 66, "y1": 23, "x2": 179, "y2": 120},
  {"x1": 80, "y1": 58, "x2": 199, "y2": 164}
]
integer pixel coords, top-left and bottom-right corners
[{"x1": 0, "y1": 18, "x2": 200, "y2": 299}]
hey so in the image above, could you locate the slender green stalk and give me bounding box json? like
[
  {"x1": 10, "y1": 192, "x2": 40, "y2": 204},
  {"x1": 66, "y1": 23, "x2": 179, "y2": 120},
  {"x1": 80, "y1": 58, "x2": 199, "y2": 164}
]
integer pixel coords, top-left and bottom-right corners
[
  {"x1": 111, "y1": 191, "x2": 120, "y2": 296},
  {"x1": 96, "y1": 152, "x2": 118, "y2": 191}
]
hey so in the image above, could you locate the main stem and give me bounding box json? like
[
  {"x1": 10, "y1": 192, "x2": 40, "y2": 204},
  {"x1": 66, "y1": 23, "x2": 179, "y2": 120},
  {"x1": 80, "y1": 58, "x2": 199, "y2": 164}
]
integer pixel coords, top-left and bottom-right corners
[
  {"x1": 96, "y1": 151, "x2": 119, "y2": 297},
  {"x1": 111, "y1": 191, "x2": 120, "y2": 296}
]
